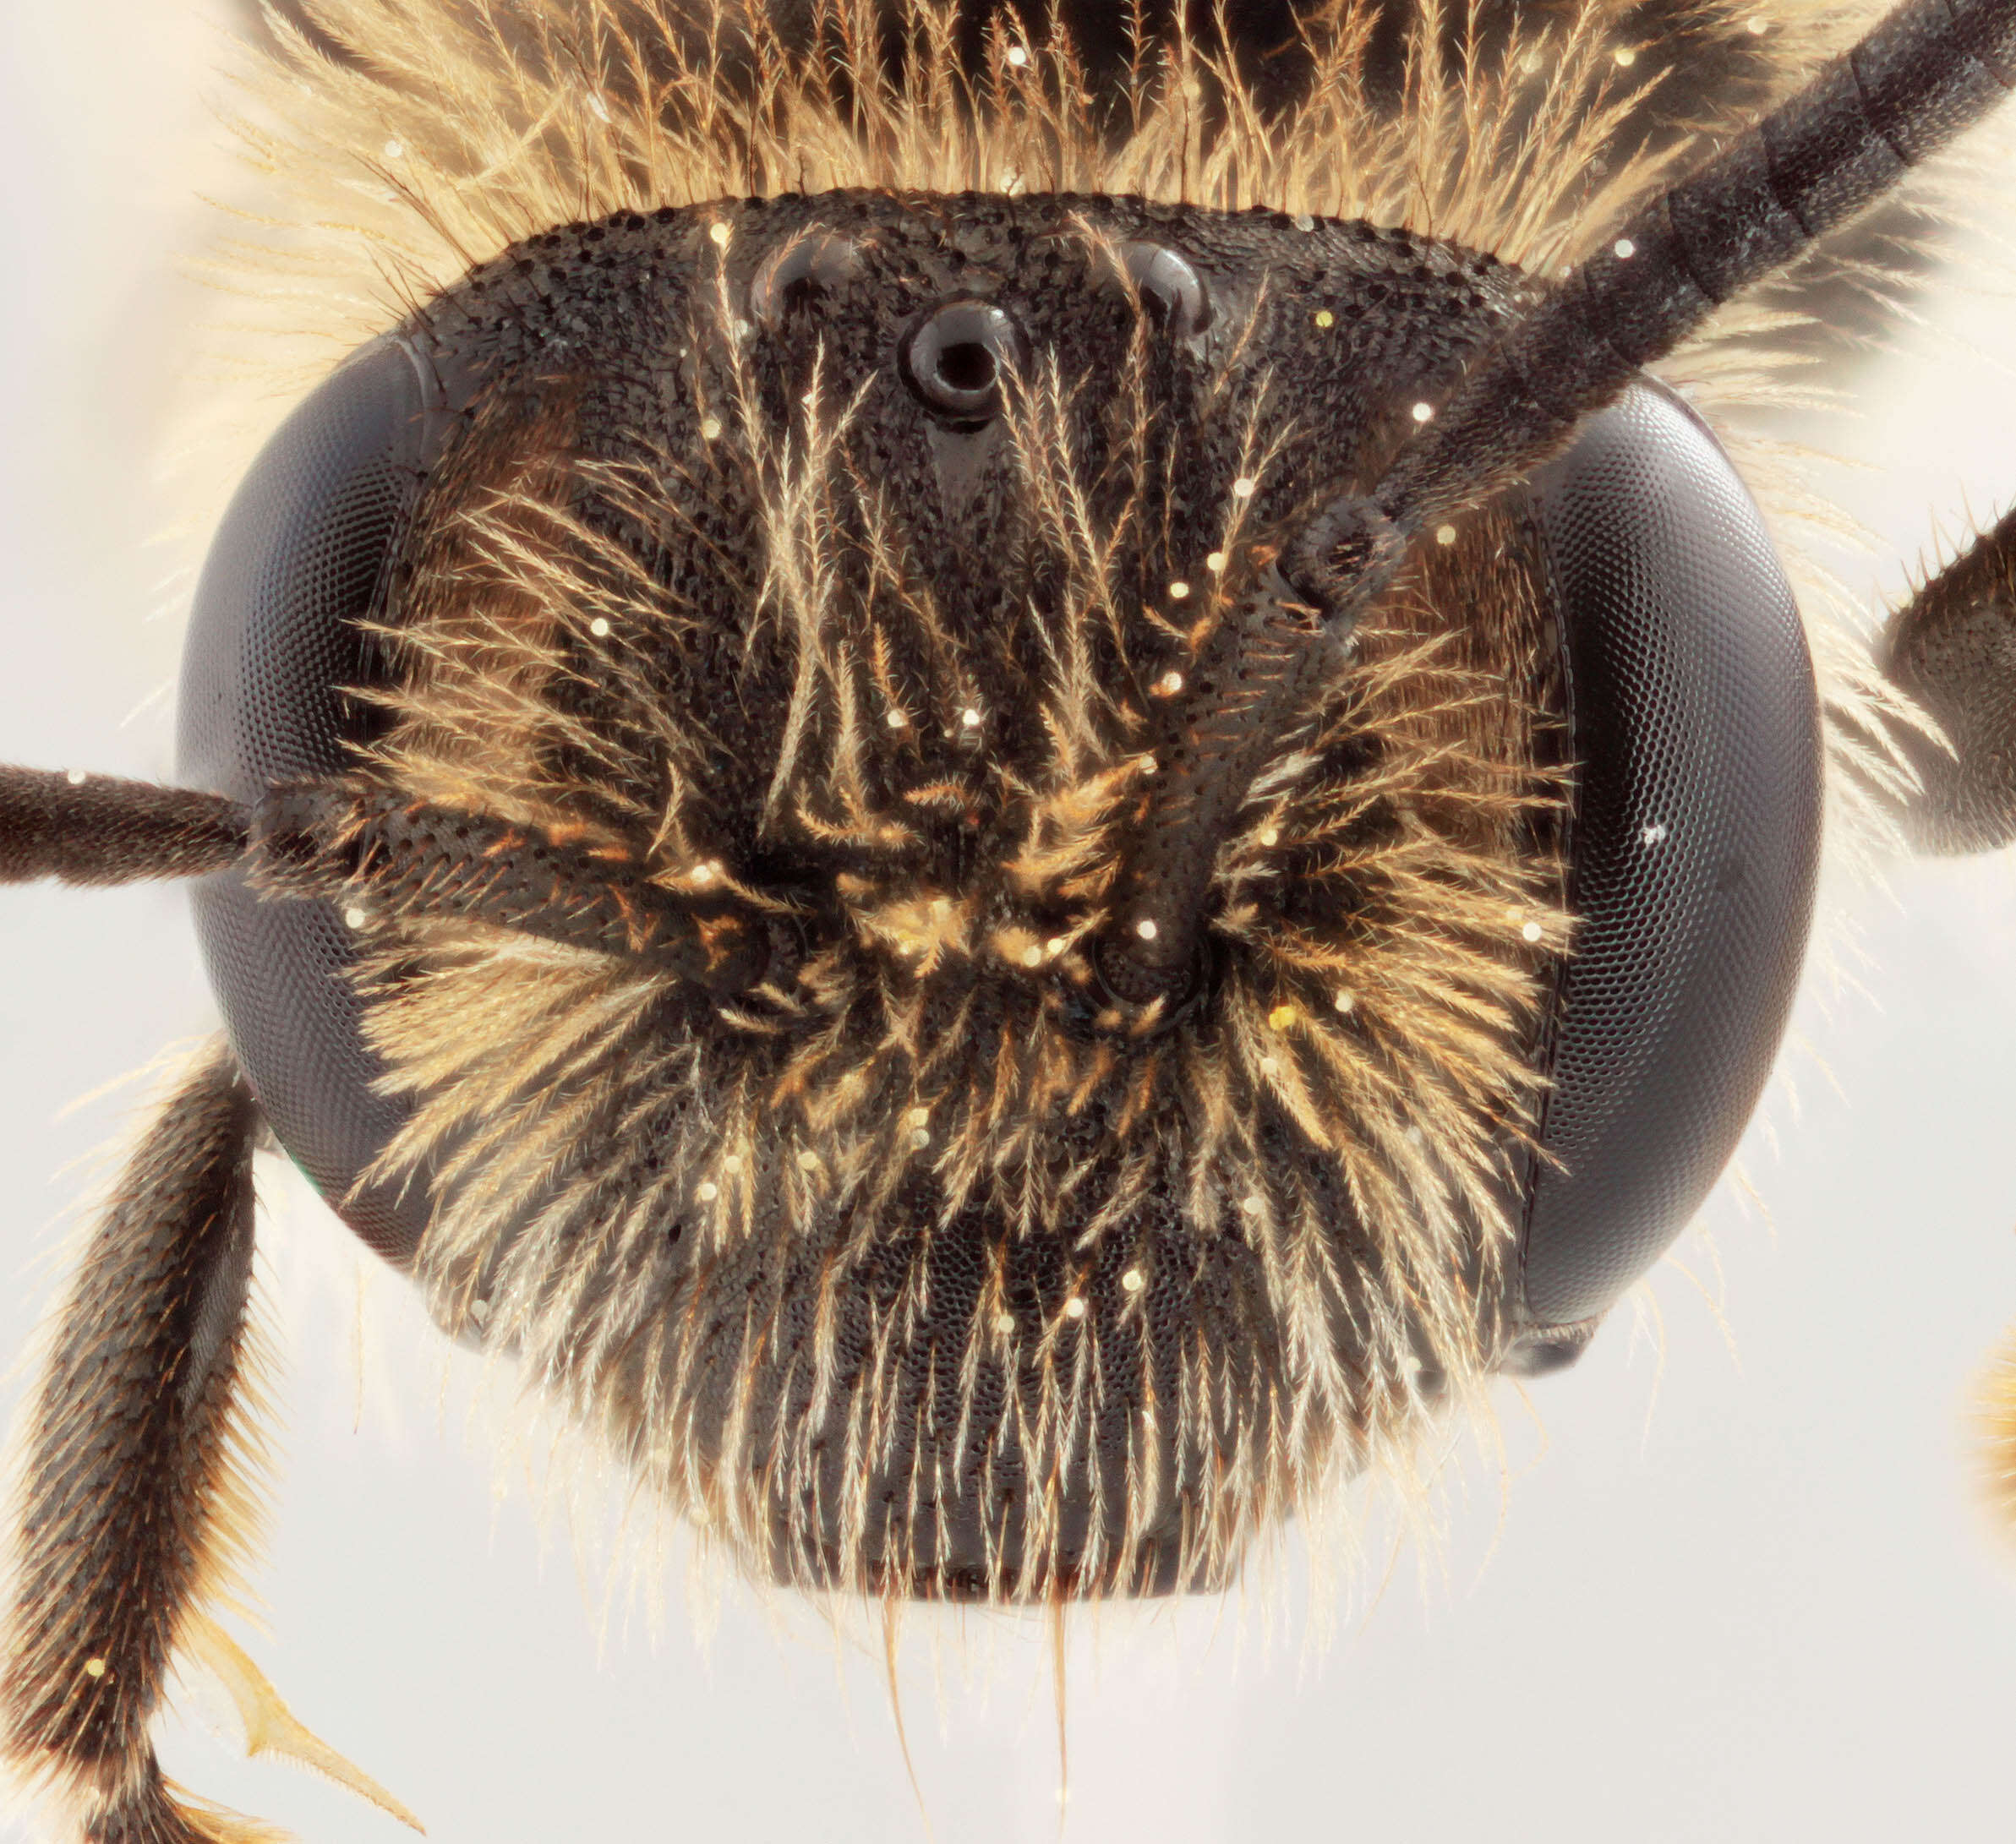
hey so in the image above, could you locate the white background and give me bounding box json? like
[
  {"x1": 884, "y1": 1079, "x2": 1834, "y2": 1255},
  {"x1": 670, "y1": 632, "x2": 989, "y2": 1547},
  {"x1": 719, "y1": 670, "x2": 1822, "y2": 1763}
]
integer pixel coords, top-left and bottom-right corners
[{"x1": 3, "y1": 7, "x2": 2016, "y2": 1840}]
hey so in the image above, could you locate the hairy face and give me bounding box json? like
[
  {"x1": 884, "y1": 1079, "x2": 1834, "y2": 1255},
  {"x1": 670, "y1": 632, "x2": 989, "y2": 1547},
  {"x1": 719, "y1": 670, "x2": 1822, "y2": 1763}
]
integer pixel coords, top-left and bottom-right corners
[{"x1": 348, "y1": 190, "x2": 1569, "y2": 1597}]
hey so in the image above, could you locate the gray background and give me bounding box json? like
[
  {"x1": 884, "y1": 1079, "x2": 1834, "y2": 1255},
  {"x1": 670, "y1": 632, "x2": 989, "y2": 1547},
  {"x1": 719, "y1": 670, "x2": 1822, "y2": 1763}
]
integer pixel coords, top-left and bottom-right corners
[{"x1": 3, "y1": 7, "x2": 2015, "y2": 1839}]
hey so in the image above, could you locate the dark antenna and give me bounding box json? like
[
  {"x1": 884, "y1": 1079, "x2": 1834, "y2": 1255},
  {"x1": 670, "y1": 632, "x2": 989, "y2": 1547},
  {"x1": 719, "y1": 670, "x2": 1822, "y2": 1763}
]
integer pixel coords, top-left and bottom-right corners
[
  {"x1": 0, "y1": 767, "x2": 781, "y2": 989},
  {"x1": 1095, "y1": 0, "x2": 2016, "y2": 1012}
]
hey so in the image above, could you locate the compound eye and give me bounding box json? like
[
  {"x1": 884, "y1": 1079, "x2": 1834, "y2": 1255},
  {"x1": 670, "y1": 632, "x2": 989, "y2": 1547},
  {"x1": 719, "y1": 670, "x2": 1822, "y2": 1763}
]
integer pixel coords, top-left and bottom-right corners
[
  {"x1": 1518, "y1": 380, "x2": 1821, "y2": 1329},
  {"x1": 748, "y1": 231, "x2": 861, "y2": 327},
  {"x1": 1122, "y1": 242, "x2": 1210, "y2": 341},
  {"x1": 900, "y1": 300, "x2": 1025, "y2": 424},
  {"x1": 178, "y1": 333, "x2": 456, "y2": 1268}
]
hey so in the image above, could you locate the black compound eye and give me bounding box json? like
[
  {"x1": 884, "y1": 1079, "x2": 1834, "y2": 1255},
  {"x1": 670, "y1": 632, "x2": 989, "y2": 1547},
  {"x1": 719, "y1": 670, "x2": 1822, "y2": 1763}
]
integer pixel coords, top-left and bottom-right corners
[
  {"x1": 748, "y1": 231, "x2": 861, "y2": 327},
  {"x1": 1517, "y1": 379, "x2": 1821, "y2": 1330},
  {"x1": 900, "y1": 300, "x2": 1025, "y2": 424},
  {"x1": 1122, "y1": 241, "x2": 1210, "y2": 341},
  {"x1": 178, "y1": 333, "x2": 459, "y2": 1269}
]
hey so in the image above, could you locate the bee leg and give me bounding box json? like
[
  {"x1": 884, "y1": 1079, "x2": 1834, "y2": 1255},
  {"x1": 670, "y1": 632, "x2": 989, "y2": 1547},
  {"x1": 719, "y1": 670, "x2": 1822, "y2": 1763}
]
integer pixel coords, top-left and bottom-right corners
[
  {"x1": 1877, "y1": 505, "x2": 2016, "y2": 853},
  {"x1": 2, "y1": 1039, "x2": 276, "y2": 1843}
]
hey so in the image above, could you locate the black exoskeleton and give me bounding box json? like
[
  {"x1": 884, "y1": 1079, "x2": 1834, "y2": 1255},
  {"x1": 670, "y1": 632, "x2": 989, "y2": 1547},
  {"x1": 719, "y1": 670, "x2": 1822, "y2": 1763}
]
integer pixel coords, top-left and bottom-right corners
[{"x1": 7, "y1": 0, "x2": 2016, "y2": 1837}]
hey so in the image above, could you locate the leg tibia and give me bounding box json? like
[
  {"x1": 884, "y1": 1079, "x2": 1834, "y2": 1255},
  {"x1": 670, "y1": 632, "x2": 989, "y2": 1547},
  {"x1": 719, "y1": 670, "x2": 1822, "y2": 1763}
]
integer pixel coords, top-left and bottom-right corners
[
  {"x1": 1880, "y1": 503, "x2": 2016, "y2": 852},
  {"x1": 2, "y1": 1040, "x2": 270, "y2": 1841}
]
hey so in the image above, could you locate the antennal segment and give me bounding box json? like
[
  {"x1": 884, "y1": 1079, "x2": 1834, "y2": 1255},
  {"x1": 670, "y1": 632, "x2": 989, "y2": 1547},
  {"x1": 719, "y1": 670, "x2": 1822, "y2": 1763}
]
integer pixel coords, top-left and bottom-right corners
[
  {"x1": 0, "y1": 766, "x2": 248, "y2": 885},
  {"x1": 1371, "y1": 0, "x2": 2014, "y2": 546},
  {"x1": 1095, "y1": 0, "x2": 2016, "y2": 1014},
  {"x1": 250, "y1": 781, "x2": 785, "y2": 989}
]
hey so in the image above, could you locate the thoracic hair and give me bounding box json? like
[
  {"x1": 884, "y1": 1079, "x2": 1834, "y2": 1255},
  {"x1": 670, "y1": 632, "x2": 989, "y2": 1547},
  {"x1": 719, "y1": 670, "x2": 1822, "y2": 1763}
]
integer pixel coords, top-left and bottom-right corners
[{"x1": 215, "y1": 0, "x2": 1915, "y2": 1601}]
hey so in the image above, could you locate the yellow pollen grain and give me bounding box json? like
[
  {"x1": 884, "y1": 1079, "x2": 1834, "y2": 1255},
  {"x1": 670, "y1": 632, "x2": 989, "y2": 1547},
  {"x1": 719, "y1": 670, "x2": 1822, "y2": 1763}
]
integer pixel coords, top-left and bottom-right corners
[
  {"x1": 1139, "y1": 756, "x2": 1159, "y2": 777},
  {"x1": 1241, "y1": 1193, "x2": 1264, "y2": 1217},
  {"x1": 1006, "y1": 43, "x2": 1030, "y2": 66},
  {"x1": 1168, "y1": 579, "x2": 1191, "y2": 600},
  {"x1": 1614, "y1": 44, "x2": 1638, "y2": 65},
  {"x1": 708, "y1": 219, "x2": 730, "y2": 247},
  {"x1": 1259, "y1": 1055, "x2": 1278, "y2": 1075},
  {"x1": 1334, "y1": 990, "x2": 1356, "y2": 1014},
  {"x1": 1046, "y1": 936, "x2": 1065, "y2": 956},
  {"x1": 910, "y1": 1129, "x2": 931, "y2": 1150},
  {"x1": 722, "y1": 1154, "x2": 743, "y2": 1175},
  {"x1": 1135, "y1": 918, "x2": 1159, "y2": 941},
  {"x1": 1205, "y1": 550, "x2": 1227, "y2": 573},
  {"x1": 1021, "y1": 945, "x2": 1043, "y2": 968},
  {"x1": 342, "y1": 905, "x2": 369, "y2": 930},
  {"x1": 588, "y1": 616, "x2": 612, "y2": 637},
  {"x1": 994, "y1": 1312, "x2": 1016, "y2": 1335},
  {"x1": 961, "y1": 707, "x2": 981, "y2": 728},
  {"x1": 83, "y1": 1658, "x2": 107, "y2": 1679},
  {"x1": 697, "y1": 1181, "x2": 719, "y2": 1203},
  {"x1": 796, "y1": 1150, "x2": 820, "y2": 1172},
  {"x1": 1120, "y1": 1268, "x2": 1145, "y2": 1294},
  {"x1": 1314, "y1": 308, "x2": 1335, "y2": 329},
  {"x1": 1232, "y1": 476, "x2": 1257, "y2": 499},
  {"x1": 908, "y1": 1106, "x2": 930, "y2": 1127},
  {"x1": 690, "y1": 862, "x2": 715, "y2": 886},
  {"x1": 1156, "y1": 670, "x2": 1184, "y2": 696},
  {"x1": 1268, "y1": 1004, "x2": 1298, "y2": 1030},
  {"x1": 1259, "y1": 826, "x2": 1280, "y2": 847},
  {"x1": 1435, "y1": 524, "x2": 1458, "y2": 546},
  {"x1": 700, "y1": 415, "x2": 723, "y2": 441},
  {"x1": 1063, "y1": 1296, "x2": 1087, "y2": 1321},
  {"x1": 885, "y1": 709, "x2": 908, "y2": 729},
  {"x1": 1411, "y1": 401, "x2": 1434, "y2": 423},
  {"x1": 1614, "y1": 237, "x2": 1636, "y2": 260},
  {"x1": 1522, "y1": 919, "x2": 1545, "y2": 943},
  {"x1": 1746, "y1": 12, "x2": 1768, "y2": 30}
]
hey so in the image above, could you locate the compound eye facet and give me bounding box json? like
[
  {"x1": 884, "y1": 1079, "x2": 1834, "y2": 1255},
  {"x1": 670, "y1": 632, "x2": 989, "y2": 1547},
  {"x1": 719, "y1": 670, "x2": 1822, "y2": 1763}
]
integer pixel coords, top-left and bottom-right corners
[
  {"x1": 748, "y1": 231, "x2": 861, "y2": 327},
  {"x1": 900, "y1": 300, "x2": 1025, "y2": 424},
  {"x1": 1122, "y1": 241, "x2": 1210, "y2": 341}
]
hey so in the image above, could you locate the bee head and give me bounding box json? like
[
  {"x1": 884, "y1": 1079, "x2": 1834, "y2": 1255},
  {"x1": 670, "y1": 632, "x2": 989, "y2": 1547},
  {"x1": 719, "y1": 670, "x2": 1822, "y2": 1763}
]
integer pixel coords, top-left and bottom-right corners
[{"x1": 180, "y1": 188, "x2": 1812, "y2": 1599}]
